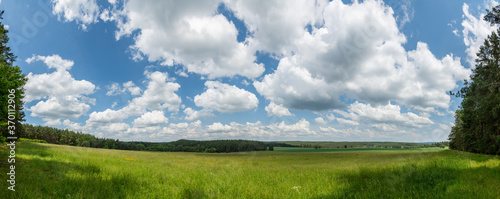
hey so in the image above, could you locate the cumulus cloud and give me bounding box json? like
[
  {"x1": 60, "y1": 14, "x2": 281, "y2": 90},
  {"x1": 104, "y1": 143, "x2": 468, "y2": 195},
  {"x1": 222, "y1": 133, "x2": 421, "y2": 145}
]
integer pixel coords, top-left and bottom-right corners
[
  {"x1": 51, "y1": 0, "x2": 100, "y2": 30},
  {"x1": 106, "y1": 81, "x2": 141, "y2": 96},
  {"x1": 25, "y1": 54, "x2": 74, "y2": 71},
  {"x1": 183, "y1": 107, "x2": 216, "y2": 121},
  {"x1": 462, "y1": 2, "x2": 498, "y2": 67},
  {"x1": 224, "y1": 0, "x2": 326, "y2": 54},
  {"x1": 265, "y1": 102, "x2": 292, "y2": 117},
  {"x1": 25, "y1": 55, "x2": 96, "y2": 126},
  {"x1": 341, "y1": 101, "x2": 434, "y2": 128},
  {"x1": 85, "y1": 71, "x2": 181, "y2": 130},
  {"x1": 132, "y1": 111, "x2": 169, "y2": 127},
  {"x1": 336, "y1": 118, "x2": 360, "y2": 126},
  {"x1": 314, "y1": 117, "x2": 328, "y2": 125},
  {"x1": 128, "y1": 71, "x2": 182, "y2": 113},
  {"x1": 108, "y1": 0, "x2": 264, "y2": 78},
  {"x1": 87, "y1": 109, "x2": 128, "y2": 124},
  {"x1": 207, "y1": 122, "x2": 232, "y2": 132},
  {"x1": 254, "y1": 0, "x2": 470, "y2": 111},
  {"x1": 194, "y1": 81, "x2": 258, "y2": 112}
]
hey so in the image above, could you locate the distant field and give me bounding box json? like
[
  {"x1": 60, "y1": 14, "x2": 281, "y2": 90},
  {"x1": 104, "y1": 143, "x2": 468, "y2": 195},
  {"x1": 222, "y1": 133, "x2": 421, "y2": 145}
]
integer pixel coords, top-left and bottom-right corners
[
  {"x1": 276, "y1": 141, "x2": 432, "y2": 149},
  {"x1": 1, "y1": 142, "x2": 499, "y2": 198},
  {"x1": 274, "y1": 147, "x2": 446, "y2": 153}
]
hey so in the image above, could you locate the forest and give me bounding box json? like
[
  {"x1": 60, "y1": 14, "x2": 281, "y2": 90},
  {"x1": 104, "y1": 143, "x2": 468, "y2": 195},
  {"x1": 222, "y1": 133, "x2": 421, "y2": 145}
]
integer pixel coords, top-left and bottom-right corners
[
  {"x1": 19, "y1": 124, "x2": 269, "y2": 153},
  {"x1": 449, "y1": 6, "x2": 500, "y2": 155}
]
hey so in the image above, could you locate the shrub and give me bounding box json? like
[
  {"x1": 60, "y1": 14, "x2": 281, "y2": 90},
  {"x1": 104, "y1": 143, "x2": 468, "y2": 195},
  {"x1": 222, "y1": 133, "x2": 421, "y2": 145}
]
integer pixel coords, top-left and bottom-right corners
[{"x1": 19, "y1": 138, "x2": 47, "y2": 143}]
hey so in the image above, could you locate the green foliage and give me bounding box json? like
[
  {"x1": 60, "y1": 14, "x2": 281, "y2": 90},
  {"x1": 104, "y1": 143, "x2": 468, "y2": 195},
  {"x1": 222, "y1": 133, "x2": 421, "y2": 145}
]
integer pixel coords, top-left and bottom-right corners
[
  {"x1": 0, "y1": 10, "x2": 27, "y2": 138},
  {"x1": 450, "y1": 6, "x2": 500, "y2": 155},
  {"x1": 0, "y1": 135, "x2": 5, "y2": 143},
  {"x1": 19, "y1": 138, "x2": 48, "y2": 143}
]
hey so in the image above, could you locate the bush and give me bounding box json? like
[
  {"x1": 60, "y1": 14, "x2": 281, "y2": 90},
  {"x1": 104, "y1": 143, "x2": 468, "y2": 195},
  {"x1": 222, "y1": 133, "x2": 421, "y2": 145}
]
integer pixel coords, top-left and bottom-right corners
[
  {"x1": 19, "y1": 138, "x2": 47, "y2": 143},
  {"x1": 0, "y1": 135, "x2": 6, "y2": 143},
  {"x1": 205, "y1": 147, "x2": 217, "y2": 153}
]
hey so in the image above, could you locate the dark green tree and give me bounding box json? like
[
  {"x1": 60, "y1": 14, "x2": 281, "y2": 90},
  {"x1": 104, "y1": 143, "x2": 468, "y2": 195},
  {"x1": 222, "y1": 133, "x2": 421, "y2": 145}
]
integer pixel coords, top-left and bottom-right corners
[
  {"x1": 0, "y1": 10, "x2": 27, "y2": 139},
  {"x1": 449, "y1": 6, "x2": 500, "y2": 155}
]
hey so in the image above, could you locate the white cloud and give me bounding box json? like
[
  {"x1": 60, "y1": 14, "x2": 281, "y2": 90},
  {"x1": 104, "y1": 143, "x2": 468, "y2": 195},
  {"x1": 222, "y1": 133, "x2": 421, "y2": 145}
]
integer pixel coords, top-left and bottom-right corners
[
  {"x1": 462, "y1": 3, "x2": 498, "y2": 68},
  {"x1": 25, "y1": 55, "x2": 96, "y2": 126},
  {"x1": 110, "y1": 0, "x2": 264, "y2": 78},
  {"x1": 254, "y1": 0, "x2": 470, "y2": 111},
  {"x1": 183, "y1": 107, "x2": 216, "y2": 121},
  {"x1": 132, "y1": 111, "x2": 169, "y2": 127},
  {"x1": 128, "y1": 71, "x2": 182, "y2": 113},
  {"x1": 265, "y1": 102, "x2": 292, "y2": 117},
  {"x1": 395, "y1": 0, "x2": 414, "y2": 28},
  {"x1": 314, "y1": 117, "x2": 328, "y2": 125},
  {"x1": 85, "y1": 71, "x2": 181, "y2": 131},
  {"x1": 254, "y1": 57, "x2": 344, "y2": 111},
  {"x1": 224, "y1": 0, "x2": 326, "y2": 55},
  {"x1": 25, "y1": 54, "x2": 74, "y2": 71},
  {"x1": 98, "y1": 122, "x2": 131, "y2": 133},
  {"x1": 175, "y1": 70, "x2": 189, "y2": 78},
  {"x1": 87, "y1": 109, "x2": 129, "y2": 124},
  {"x1": 194, "y1": 81, "x2": 258, "y2": 112},
  {"x1": 344, "y1": 101, "x2": 434, "y2": 128},
  {"x1": 207, "y1": 122, "x2": 232, "y2": 132},
  {"x1": 106, "y1": 81, "x2": 141, "y2": 96},
  {"x1": 336, "y1": 118, "x2": 360, "y2": 126},
  {"x1": 51, "y1": 0, "x2": 100, "y2": 30},
  {"x1": 30, "y1": 96, "x2": 91, "y2": 120}
]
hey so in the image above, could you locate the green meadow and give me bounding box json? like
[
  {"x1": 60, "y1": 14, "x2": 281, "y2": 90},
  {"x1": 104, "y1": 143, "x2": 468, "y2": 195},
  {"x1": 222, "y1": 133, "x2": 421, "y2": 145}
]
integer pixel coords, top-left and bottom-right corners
[{"x1": 1, "y1": 142, "x2": 499, "y2": 198}]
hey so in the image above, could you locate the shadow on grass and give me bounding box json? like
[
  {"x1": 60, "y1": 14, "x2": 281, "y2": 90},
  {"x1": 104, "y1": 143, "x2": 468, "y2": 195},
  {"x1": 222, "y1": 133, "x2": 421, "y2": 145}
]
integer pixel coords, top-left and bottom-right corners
[
  {"x1": 315, "y1": 151, "x2": 500, "y2": 199},
  {"x1": 1, "y1": 142, "x2": 140, "y2": 199}
]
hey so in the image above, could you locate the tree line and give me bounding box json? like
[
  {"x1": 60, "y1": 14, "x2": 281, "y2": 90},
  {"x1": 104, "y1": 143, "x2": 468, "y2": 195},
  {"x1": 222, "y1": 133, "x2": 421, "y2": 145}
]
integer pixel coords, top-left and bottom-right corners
[
  {"x1": 20, "y1": 124, "x2": 269, "y2": 153},
  {"x1": 0, "y1": 10, "x2": 27, "y2": 139},
  {"x1": 449, "y1": 6, "x2": 500, "y2": 155}
]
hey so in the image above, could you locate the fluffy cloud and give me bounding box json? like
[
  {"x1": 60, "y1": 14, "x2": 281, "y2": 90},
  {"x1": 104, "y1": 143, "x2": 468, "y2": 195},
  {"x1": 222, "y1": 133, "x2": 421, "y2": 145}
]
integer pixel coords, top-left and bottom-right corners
[
  {"x1": 254, "y1": 0, "x2": 470, "y2": 111},
  {"x1": 51, "y1": 0, "x2": 100, "y2": 30},
  {"x1": 314, "y1": 117, "x2": 328, "y2": 125},
  {"x1": 207, "y1": 122, "x2": 232, "y2": 132},
  {"x1": 183, "y1": 108, "x2": 216, "y2": 121},
  {"x1": 25, "y1": 54, "x2": 74, "y2": 71},
  {"x1": 127, "y1": 71, "x2": 181, "y2": 113},
  {"x1": 265, "y1": 102, "x2": 292, "y2": 117},
  {"x1": 87, "y1": 109, "x2": 128, "y2": 124},
  {"x1": 30, "y1": 97, "x2": 91, "y2": 120},
  {"x1": 462, "y1": 2, "x2": 498, "y2": 67},
  {"x1": 254, "y1": 57, "x2": 344, "y2": 111},
  {"x1": 86, "y1": 71, "x2": 181, "y2": 129},
  {"x1": 109, "y1": 0, "x2": 264, "y2": 78},
  {"x1": 336, "y1": 118, "x2": 360, "y2": 126},
  {"x1": 106, "y1": 81, "x2": 141, "y2": 96},
  {"x1": 224, "y1": 0, "x2": 326, "y2": 54},
  {"x1": 25, "y1": 55, "x2": 96, "y2": 126},
  {"x1": 132, "y1": 111, "x2": 169, "y2": 127},
  {"x1": 194, "y1": 81, "x2": 258, "y2": 112},
  {"x1": 340, "y1": 101, "x2": 434, "y2": 128}
]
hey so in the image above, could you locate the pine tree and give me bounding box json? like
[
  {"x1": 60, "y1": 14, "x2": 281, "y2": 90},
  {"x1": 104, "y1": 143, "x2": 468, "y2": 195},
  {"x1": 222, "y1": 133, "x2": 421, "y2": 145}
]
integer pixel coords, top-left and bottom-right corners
[
  {"x1": 449, "y1": 6, "x2": 500, "y2": 155},
  {"x1": 0, "y1": 10, "x2": 27, "y2": 139}
]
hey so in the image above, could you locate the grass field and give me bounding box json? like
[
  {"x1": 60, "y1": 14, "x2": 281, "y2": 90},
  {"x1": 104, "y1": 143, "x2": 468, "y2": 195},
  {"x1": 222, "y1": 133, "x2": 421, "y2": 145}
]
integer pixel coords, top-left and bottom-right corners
[{"x1": 1, "y1": 142, "x2": 499, "y2": 198}]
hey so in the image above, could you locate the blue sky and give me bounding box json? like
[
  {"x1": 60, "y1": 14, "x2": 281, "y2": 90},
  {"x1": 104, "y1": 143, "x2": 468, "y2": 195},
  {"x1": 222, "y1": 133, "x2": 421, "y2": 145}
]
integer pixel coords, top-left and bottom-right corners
[{"x1": 0, "y1": 0, "x2": 496, "y2": 142}]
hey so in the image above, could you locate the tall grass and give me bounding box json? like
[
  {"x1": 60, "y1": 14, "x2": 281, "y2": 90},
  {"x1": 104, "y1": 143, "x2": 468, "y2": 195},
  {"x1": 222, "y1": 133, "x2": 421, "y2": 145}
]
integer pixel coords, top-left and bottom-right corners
[{"x1": 1, "y1": 142, "x2": 499, "y2": 198}]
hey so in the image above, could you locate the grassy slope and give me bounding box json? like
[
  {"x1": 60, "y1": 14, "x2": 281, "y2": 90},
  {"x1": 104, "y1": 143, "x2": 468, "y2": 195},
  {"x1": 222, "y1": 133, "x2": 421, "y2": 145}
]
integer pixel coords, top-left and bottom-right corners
[{"x1": 1, "y1": 142, "x2": 499, "y2": 198}]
